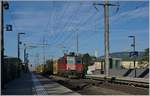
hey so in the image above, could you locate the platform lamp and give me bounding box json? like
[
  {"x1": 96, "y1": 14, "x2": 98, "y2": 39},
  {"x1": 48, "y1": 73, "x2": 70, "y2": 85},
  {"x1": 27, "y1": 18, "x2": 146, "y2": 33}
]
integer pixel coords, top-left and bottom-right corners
[
  {"x1": 17, "y1": 32, "x2": 25, "y2": 59},
  {"x1": 128, "y1": 35, "x2": 136, "y2": 77}
]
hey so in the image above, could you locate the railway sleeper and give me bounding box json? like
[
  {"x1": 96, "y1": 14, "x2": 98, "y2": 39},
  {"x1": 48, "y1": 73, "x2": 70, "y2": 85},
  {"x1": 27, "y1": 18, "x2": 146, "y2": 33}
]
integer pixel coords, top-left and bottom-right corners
[
  {"x1": 90, "y1": 77, "x2": 149, "y2": 89},
  {"x1": 69, "y1": 83, "x2": 91, "y2": 91},
  {"x1": 129, "y1": 82, "x2": 149, "y2": 88},
  {"x1": 57, "y1": 79, "x2": 70, "y2": 85},
  {"x1": 78, "y1": 83, "x2": 87, "y2": 89},
  {"x1": 112, "y1": 80, "x2": 149, "y2": 88},
  {"x1": 92, "y1": 82, "x2": 102, "y2": 86}
]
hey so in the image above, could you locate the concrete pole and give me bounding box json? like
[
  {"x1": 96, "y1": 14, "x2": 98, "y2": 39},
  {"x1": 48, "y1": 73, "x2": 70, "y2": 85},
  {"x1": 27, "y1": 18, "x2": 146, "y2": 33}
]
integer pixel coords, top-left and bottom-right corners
[
  {"x1": 77, "y1": 31, "x2": 79, "y2": 56},
  {"x1": 43, "y1": 39, "x2": 45, "y2": 65},
  {"x1": 1, "y1": 1, "x2": 4, "y2": 89},
  {"x1": 104, "y1": 0, "x2": 110, "y2": 77},
  {"x1": 17, "y1": 33, "x2": 20, "y2": 59},
  {"x1": 24, "y1": 43, "x2": 26, "y2": 63},
  {"x1": 1, "y1": 1, "x2": 4, "y2": 65}
]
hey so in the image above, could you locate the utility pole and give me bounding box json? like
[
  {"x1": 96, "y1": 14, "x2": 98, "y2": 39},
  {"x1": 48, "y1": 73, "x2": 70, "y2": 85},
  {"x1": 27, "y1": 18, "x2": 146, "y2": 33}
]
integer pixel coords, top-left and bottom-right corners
[
  {"x1": 24, "y1": 43, "x2": 26, "y2": 63},
  {"x1": 35, "y1": 53, "x2": 39, "y2": 72},
  {"x1": 42, "y1": 37, "x2": 47, "y2": 65},
  {"x1": 1, "y1": 1, "x2": 4, "y2": 67},
  {"x1": 23, "y1": 44, "x2": 38, "y2": 72},
  {"x1": 17, "y1": 32, "x2": 25, "y2": 59},
  {"x1": 17, "y1": 32, "x2": 25, "y2": 76},
  {"x1": 93, "y1": 0, "x2": 119, "y2": 77},
  {"x1": 36, "y1": 53, "x2": 39, "y2": 66},
  {"x1": 23, "y1": 43, "x2": 29, "y2": 73},
  {"x1": 17, "y1": 33, "x2": 19, "y2": 59},
  {"x1": 104, "y1": 0, "x2": 109, "y2": 77},
  {"x1": 1, "y1": 1, "x2": 10, "y2": 68},
  {"x1": 1, "y1": 1, "x2": 4, "y2": 89},
  {"x1": 1, "y1": 1, "x2": 12, "y2": 88},
  {"x1": 76, "y1": 31, "x2": 79, "y2": 56}
]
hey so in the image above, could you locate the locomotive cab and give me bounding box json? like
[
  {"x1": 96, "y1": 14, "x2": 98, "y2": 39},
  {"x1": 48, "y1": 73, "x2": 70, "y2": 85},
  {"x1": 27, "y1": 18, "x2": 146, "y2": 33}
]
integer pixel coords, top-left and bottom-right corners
[
  {"x1": 66, "y1": 55, "x2": 83, "y2": 78},
  {"x1": 57, "y1": 53, "x2": 83, "y2": 78}
]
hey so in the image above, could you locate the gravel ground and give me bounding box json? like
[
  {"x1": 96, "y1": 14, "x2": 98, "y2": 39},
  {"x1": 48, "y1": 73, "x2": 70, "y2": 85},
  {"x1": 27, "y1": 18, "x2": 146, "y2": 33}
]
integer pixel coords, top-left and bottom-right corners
[{"x1": 50, "y1": 75, "x2": 149, "y2": 95}]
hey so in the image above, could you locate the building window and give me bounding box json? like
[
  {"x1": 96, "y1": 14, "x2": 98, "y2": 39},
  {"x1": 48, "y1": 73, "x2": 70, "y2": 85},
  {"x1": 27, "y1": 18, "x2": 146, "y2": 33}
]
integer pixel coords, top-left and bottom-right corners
[{"x1": 115, "y1": 60, "x2": 120, "y2": 69}]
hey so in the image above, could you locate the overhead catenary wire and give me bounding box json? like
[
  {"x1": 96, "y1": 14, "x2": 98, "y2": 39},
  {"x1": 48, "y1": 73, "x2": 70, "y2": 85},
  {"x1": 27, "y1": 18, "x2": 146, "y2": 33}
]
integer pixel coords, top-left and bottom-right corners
[
  {"x1": 50, "y1": 3, "x2": 82, "y2": 46},
  {"x1": 47, "y1": 2, "x2": 70, "y2": 43},
  {"x1": 7, "y1": 1, "x2": 148, "y2": 60},
  {"x1": 45, "y1": 2, "x2": 102, "y2": 50},
  {"x1": 47, "y1": 3, "x2": 83, "y2": 53},
  {"x1": 51, "y1": 3, "x2": 101, "y2": 52},
  {"x1": 51, "y1": 3, "x2": 102, "y2": 55}
]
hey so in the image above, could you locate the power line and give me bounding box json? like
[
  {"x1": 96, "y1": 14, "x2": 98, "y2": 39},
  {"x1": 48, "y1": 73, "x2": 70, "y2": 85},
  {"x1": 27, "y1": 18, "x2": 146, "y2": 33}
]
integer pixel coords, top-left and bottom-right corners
[
  {"x1": 52, "y1": 3, "x2": 100, "y2": 52},
  {"x1": 47, "y1": 2, "x2": 70, "y2": 42},
  {"x1": 46, "y1": 3, "x2": 101, "y2": 50},
  {"x1": 51, "y1": 4, "x2": 82, "y2": 45}
]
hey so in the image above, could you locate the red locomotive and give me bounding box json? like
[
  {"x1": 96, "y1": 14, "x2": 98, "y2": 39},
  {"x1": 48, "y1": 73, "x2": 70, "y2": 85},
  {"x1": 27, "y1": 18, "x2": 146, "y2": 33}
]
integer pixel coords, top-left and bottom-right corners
[{"x1": 57, "y1": 52, "x2": 83, "y2": 78}]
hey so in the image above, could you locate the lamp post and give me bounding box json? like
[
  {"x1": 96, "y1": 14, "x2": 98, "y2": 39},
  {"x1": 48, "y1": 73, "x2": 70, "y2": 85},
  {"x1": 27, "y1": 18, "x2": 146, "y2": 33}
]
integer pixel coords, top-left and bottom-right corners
[
  {"x1": 1, "y1": 1, "x2": 13, "y2": 88},
  {"x1": 128, "y1": 35, "x2": 136, "y2": 77},
  {"x1": 17, "y1": 32, "x2": 25, "y2": 77},
  {"x1": 23, "y1": 43, "x2": 38, "y2": 72},
  {"x1": 24, "y1": 43, "x2": 27, "y2": 64},
  {"x1": 24, "y1": 43, "x2": 36, "y2": 70},
  {"x1": 17, "y1": 32, "x2": 25, "y2": 59},
  {"x1": 1, "y1": 1, "x2": 10, "y2": 69}
]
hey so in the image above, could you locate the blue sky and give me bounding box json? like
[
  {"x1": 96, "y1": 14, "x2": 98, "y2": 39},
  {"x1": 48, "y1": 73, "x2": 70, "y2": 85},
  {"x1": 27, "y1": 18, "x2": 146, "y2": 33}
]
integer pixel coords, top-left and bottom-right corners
[{"x1": 4, "y1": 1, "x2": 149, "y2": 65}]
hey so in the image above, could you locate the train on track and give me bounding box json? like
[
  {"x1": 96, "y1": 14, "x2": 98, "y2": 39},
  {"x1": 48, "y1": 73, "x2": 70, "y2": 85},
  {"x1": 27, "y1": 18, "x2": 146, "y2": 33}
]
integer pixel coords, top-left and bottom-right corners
[{"x1": 36, "y1": 52, "x2": 84, "y2": 78}]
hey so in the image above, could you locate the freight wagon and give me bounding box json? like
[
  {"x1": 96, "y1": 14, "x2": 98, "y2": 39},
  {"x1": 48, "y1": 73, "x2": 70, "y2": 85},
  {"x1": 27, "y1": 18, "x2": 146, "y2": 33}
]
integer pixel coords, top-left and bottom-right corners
[
  {"x1": 53, "y1": 60, "x2": 58, "y2": 75},
  {"x1": 36, "y1": 64, "x2": 45, "y2": 73}
]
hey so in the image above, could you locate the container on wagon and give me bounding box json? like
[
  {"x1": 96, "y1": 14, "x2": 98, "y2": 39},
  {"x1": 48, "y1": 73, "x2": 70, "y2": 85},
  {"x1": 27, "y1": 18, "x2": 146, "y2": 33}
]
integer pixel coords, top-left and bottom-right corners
[{"x1": 53, "y1": 60, "x2": 58, "y2": 74}]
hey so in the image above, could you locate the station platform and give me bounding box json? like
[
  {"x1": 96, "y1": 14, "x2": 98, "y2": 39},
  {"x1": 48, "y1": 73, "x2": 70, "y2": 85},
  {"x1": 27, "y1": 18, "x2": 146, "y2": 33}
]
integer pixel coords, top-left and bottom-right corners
[
  {"x1": 2, "y1": 72, "x2": 80, "y2": 95},
  {"x1": 86, "y1": 74, "x2": 149, "y2": 84},
  {"x1": 2, "y1": 72, "x2": 33, "y2": 95},
  {"x1": 32, "y1": 73, "x2": 80, "y2": 95}
]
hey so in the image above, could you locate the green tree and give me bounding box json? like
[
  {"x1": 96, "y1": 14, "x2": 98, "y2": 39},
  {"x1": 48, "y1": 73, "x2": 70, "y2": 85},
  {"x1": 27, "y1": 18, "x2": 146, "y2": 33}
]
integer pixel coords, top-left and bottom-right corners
[
  {"x1": 142, "y1": 48, "x2": 149, "y2": 62},
  {"x1": 46, "y1": 59, "x2": 53, "y2": 75},
  {"x1": 82, "y1": 53, "x2": 92, "y2": 78},
  {"x1": 138, "y1": 48, "x2": 149, "y2": 67}
]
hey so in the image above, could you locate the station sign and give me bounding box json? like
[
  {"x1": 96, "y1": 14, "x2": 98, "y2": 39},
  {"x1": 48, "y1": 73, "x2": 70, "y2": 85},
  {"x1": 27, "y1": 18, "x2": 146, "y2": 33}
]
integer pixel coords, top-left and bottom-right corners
[
  {"x1": 6, "y1": 24, "x2": 12, "y2": 31},
  {"x1": 129, "y1": 51, "x2": 138, "y2": 57}
]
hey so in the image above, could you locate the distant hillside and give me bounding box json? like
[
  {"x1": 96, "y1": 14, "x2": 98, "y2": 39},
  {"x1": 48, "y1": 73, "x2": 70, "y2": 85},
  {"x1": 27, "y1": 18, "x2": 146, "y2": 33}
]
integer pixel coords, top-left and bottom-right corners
[{"x1": 100, "y1": 51, "x2": 144, "y2": 61}]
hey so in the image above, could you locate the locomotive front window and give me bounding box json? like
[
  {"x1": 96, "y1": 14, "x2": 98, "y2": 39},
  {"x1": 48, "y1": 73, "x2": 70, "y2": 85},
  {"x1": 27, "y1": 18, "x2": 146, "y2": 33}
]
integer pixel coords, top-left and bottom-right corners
[
  {"x1": 76, "y1": 57, "x2": 82, "y2": 64},
  {"x1": 67, "y1": 56, "x2": 74, "y2": 64},
  {"x1": 76, "y1": 59, "x2": 81, "y2": 64}
]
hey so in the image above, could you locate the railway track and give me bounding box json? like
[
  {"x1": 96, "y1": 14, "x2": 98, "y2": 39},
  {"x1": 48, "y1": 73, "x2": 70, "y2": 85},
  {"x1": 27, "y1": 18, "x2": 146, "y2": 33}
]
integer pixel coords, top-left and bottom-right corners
[
  {"x1": 47, "y1": 75, "x2": 149, "y2": 95},
  {"x1": 86, "y1": 75, "x2": 149, "y2": 88}
]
